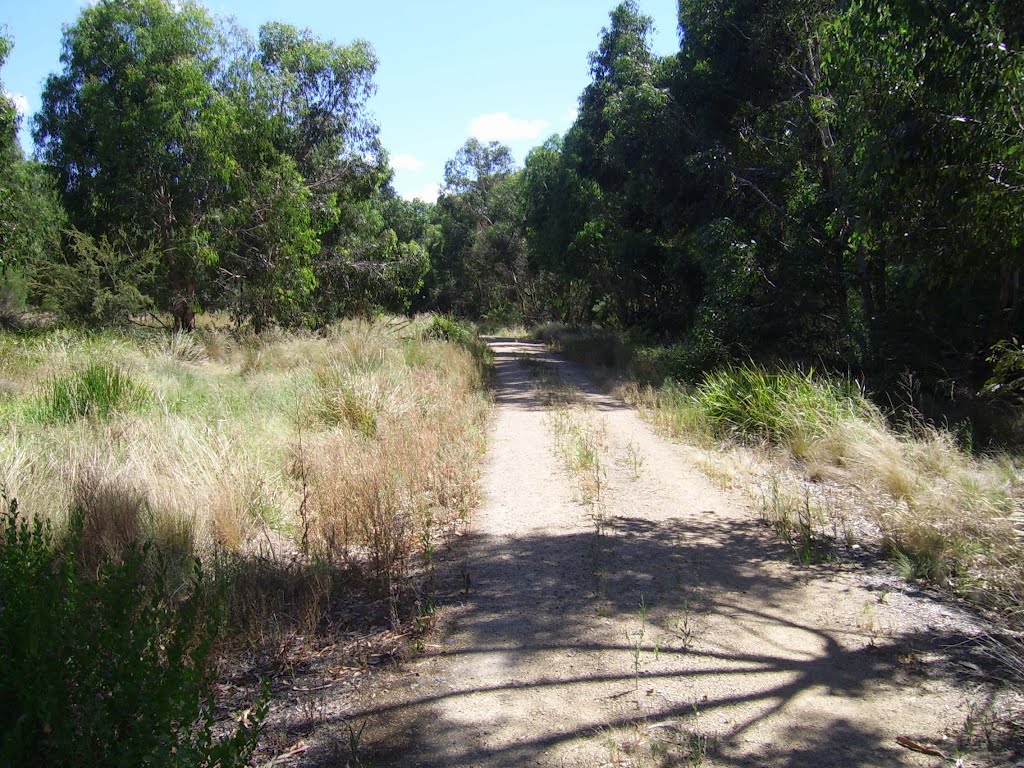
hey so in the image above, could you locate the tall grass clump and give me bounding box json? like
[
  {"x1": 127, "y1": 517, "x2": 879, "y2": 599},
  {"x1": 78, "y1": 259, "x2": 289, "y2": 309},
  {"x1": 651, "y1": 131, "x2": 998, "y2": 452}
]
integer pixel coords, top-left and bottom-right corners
[
  {"x1": 34, "y1": 361, "x2": 148, "y2": 423},
  {"x1": 302, "y1": 330, "x2": 489, "y2": 604},
  {"x1": 694, "y1": 364, "x2": 870, "y2": 455}
]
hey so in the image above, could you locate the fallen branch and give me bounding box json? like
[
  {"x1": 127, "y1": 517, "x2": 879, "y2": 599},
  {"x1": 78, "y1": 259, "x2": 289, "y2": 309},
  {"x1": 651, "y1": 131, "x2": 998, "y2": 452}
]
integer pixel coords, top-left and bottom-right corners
[{"x1": 895, "y1": 736, "x2": 945, "y2": 758}]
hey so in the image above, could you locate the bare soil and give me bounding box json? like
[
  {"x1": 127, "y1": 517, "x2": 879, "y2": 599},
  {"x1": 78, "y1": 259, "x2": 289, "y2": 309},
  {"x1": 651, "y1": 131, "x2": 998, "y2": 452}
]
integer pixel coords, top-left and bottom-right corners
[{"x1": 270, "y1": 338, "x2": 1006, "y2": 767}]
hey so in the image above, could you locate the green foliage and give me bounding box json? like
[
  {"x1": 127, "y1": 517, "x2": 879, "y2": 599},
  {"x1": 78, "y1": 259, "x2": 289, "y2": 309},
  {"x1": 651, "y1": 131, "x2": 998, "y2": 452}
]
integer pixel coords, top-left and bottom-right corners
[
  {"x1": 34, "y1": 361, "x2": 148, "y2": 423},
  {"x1": 429, "y1": 139, "x2": 533, "y2": 321},
  {"x1": 984, "y1": 339, "x2": 1024, "y2": 397},
  {"x1": 0, "y1": 495, "x2": 267, "y2": 766},
  {"x1": 0, "y1": 35, "x2": 66, "y2": 318},
  {"x1": 0, "y1": 162, "x2": 66, "y2": 305},
  {"x1": 424, "y1": 314, "x2": 476, "y2": 348},
  {"x1": 516, "y1": 0, "x2": 1023, "y2": 395},
  {"x1": 34, "y1": 0, "x2": 227, "y2": 318},
  {"x1": 693, "y1": 364, "x2": 868, "y2": 447},
  {"x1": 31, "y1": 2, "x2": 396, "y2": 330},
  {"x1": 43, "y1": 229, "x2": 156, "y2": 327},
  {"x1": 823, "y1": 0, "x2": 1024, "y2": 365}
]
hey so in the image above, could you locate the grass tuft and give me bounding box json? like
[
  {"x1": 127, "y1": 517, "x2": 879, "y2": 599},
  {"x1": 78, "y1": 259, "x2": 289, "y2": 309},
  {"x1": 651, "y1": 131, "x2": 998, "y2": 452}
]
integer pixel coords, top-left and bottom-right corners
[
  {"x1": 694, "y1": 363, "x2": 869, "y2": 454},
  {"x1": 34, "y1": 361, "x2": 148, "y2": 423}
]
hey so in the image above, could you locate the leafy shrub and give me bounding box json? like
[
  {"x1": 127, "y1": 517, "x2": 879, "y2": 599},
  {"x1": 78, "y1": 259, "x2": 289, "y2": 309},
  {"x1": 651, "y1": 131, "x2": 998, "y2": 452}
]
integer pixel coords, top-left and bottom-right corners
[
  {"x1": 424, "y1": 314, "x2": 475, "y2": 348},
  {"x1": 36, "y1": 361, "x2": 148, "y2": 422},
  {"x1": 43, "y1": 229, "x2": 156, "y2": 328},
  {"x1": 985, "y1": 338, "x2": 1024, "y2": 398},
  {"x1": 0, "y1": 495, "x2": 266, "y2": 767},
  {"x1": 423, "y1": 314, "x2": 491, "y2": 372}
]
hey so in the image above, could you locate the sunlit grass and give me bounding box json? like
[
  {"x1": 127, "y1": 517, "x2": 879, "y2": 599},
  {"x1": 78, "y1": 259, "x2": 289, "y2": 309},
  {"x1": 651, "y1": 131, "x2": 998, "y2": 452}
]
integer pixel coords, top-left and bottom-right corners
[
  {"x1": 0, "y1": 317, "x2": 491, "y2": 641},
  {"x1": 632, "y1": 362, "x2": 1023, "y2": 627}
]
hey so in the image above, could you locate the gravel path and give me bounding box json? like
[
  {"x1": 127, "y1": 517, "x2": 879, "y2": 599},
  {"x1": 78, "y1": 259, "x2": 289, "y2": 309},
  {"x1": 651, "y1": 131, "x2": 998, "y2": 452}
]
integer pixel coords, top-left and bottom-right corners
[{"x1": 356, "y1": 338, "x2": 985, "y2": 767}]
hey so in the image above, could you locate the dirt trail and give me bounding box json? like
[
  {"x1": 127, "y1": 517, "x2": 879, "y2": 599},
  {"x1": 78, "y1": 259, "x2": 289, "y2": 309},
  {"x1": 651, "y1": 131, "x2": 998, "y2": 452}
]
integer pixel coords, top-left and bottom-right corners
[{"x1": 356, "y1": 338, "x2": 984, "y2": 767}]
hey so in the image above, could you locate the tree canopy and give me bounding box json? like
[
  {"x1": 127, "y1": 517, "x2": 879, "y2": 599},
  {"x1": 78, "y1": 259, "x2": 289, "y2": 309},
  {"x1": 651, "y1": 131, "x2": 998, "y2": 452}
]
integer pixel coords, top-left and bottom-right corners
[{"x1": 2, "y1": 0, "x2": 1023, "y2": 394}]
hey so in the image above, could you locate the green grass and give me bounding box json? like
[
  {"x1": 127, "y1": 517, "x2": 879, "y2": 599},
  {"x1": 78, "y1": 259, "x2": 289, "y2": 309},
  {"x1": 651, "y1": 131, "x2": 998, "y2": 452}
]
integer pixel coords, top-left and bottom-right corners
[
  {"x1": 693, "y1": 363, "x2": 870, "y2": 455},
  {"x1": 33, "y1": 361, "x2": 149, "y2": 423}
]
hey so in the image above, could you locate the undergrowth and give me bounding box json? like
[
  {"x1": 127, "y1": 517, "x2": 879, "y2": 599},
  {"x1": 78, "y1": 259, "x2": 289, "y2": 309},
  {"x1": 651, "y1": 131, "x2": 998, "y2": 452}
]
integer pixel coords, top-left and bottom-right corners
[
  {"x1": 0, "y1": 315, "x2": 491, "y2": 645},
  {"x1": 0, "y1": 495, "x2": 267, "y2": 766}
]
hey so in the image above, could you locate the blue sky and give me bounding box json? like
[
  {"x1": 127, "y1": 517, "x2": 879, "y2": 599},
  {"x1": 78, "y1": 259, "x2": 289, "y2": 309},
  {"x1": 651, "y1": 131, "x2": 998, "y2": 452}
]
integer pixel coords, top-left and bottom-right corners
[{"x1": 1, "y1": 0, "x2": 681, "y2": 201}]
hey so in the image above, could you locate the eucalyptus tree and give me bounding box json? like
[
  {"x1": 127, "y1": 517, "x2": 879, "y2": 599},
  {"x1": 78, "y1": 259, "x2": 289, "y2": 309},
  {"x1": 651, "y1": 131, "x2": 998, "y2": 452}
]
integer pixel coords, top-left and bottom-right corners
[
  {"x1": 35, "y1": 0, "x2": 230, "y2": 328},
  {"x1": 0, "y1": 33, "x2": 65, "y2": 315},
  {"x1": 33, "y1": 1, "x2": 412, "y2": 329},
  {"x1": 824, "y1": 0, "x2": 1024, "y2": 368},
  {"x1": 221, "y1": 22, "x2": 424, "y2": 326},
  {"x1": 430, "y1": 139, "x2": 527, "y2": 319}
]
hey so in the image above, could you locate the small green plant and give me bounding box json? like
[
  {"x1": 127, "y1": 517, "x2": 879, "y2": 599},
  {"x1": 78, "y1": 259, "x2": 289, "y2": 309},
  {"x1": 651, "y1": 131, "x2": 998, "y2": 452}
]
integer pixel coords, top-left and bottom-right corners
[
  {"x1": 672, "y1": 600, "x2": 695, "y2": 650},
  {"x1": 34, "y1": 361, "x2": 148, "y2": 422},
  {"x1": 552, "y1": 407, "x2": 606, "y2": 505},
  {"x1": 759, "y1": 479, "x2": 830, "y2": 564},
  {"x1": 684, "y1": 705, "x2": 709, "y2": 768},
  {"x1": 624, "y1": 440, "x2": 644, "y2": 480},
  {"x1": 341, "y1": 717, "x2": 369, "y2": 767},
  {"x1": 423, "y1": 314, "x2": 475, "y2": 348},
  {"x1": 627, "y1": 595, "x2": 648, "y2": 691},
  {"x1": 315, "y1": 372, "x2": 379, "y2": 437}
]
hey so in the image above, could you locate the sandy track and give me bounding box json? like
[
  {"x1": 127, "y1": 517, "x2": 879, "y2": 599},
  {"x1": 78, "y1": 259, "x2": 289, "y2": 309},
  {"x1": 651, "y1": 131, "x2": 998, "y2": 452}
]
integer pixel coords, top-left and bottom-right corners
[{"x1": 354, "y1": 338, "x2": 983, "y2": 767}]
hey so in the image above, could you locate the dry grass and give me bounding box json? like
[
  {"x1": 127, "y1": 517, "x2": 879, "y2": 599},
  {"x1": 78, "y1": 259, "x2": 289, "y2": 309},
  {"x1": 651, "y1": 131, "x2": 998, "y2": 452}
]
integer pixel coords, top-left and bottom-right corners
[
  {"x1": 629, "y1": 372, "x2": 1024, "y2": 629},
  {"x1": 0, "y1": 316, "x2": 490, "y2": 638}
]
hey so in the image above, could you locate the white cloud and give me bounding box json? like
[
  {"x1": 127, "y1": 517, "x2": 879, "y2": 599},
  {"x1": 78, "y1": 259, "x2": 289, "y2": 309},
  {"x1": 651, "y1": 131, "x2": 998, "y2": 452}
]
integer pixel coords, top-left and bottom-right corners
[
  {"x1": 4, "y1": 92, "x2": 29, "y2": 117},
  {"x1": 392, "y1": 153, "x2": 424, "y2": 172},
  {"x1": 468, "y1": 112, "x2": 549, "y2": 143},
  {"x1": 401, "y1": 183, "x2": 439, "y2": 204}
]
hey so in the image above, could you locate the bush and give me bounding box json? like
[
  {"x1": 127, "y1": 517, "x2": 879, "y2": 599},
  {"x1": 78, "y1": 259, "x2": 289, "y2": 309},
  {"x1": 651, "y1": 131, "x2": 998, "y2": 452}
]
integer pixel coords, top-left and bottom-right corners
[
  {"x1": 43, "y1": 229, "x2": 156, "y2": 328},
  {"x1": 35, "y1": 361, "x2": 148, "y2": 423},
  {"x1": 423, "y1": 314, "x2": 491, "y2": 372},
  {"x1": 0, "y1": 495, "x2": 267, "y2": 767},
  {"x1": 423, "y1": 314, "x2": 475, "y2": 348}
]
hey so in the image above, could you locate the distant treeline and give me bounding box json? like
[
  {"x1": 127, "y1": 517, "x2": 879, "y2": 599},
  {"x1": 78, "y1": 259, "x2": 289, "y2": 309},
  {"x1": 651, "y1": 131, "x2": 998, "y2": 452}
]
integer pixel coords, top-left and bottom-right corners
[{"x1": 2, "y1": 0, "x2": 1023, "y2": 387}]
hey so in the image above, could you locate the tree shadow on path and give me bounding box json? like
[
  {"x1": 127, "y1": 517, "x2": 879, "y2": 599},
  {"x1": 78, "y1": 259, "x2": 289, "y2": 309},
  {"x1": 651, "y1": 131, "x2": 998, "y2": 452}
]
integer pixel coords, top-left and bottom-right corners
[
  {"x1": 318, "y1": 512, "x2": 981, "y2": 767},
  {"x1": 301, "y1": 337, "x2": 986, "y2": 767}
]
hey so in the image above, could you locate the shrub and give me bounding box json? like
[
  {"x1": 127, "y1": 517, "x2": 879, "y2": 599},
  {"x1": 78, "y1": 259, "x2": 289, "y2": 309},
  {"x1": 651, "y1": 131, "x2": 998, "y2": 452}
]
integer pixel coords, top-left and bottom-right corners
[
  {"x1": 35, "y1": 361, "x2": 148, "y2": 423},
  {"x1": 423, "y1": 314, "x2": 492, "y2": 373},
  {"x1": 43, "y1": 229, "x2": 156, "y2": 328},
  {"x1": 423, "y1": 314, "x2": 475, "y2": 348},
  {"x1": 0, "y1": 494, "x2": 266, "y2": 767}
]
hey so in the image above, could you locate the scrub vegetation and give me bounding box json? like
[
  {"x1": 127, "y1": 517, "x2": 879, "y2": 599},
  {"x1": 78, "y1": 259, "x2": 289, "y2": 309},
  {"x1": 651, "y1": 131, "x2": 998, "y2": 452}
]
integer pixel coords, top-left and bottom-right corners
[
  {"x1": 0, "y1": 317, "x2": 490, "y2": 762},
  {"x1": 2, "y1": 0, "x2": 1023, "y2": 761}
]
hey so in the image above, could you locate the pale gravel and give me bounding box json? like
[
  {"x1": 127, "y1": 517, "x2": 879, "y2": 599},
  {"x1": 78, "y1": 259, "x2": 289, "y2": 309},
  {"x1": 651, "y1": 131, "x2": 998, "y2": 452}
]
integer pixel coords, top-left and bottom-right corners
[{"x1": 352, "y1": 338, "x2": 991, "y2": 768}]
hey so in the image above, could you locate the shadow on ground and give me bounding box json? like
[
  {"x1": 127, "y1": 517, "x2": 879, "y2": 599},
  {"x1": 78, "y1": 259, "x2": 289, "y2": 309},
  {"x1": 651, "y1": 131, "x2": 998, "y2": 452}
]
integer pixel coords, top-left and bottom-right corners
[
  {"x1": 289, "y1": 337, "x2": 991, "y2": 768},
  {"x1": 303, "y1": 510, "x2": 981, "y2": 767},
  {"x1": 485, "y1": 337, "x2": 628, "y2": 412}
]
